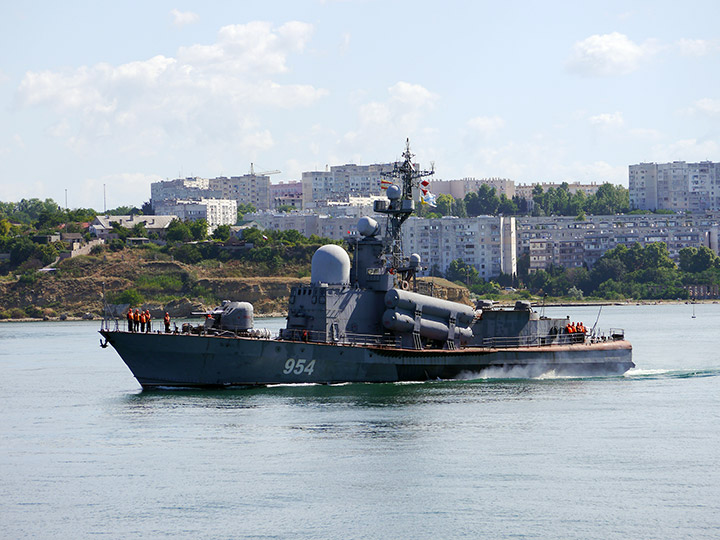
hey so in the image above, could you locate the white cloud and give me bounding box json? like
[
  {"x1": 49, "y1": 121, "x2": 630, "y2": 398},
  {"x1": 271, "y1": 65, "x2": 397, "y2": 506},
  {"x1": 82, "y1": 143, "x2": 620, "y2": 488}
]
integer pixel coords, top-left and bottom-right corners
[
  {"x1": 589, "y1": 111, "x2": 624, "y2": 127},
  {"x1": 467, "y1": 115, "x2": 505, "y2": 135},
  {"x1": 387, "y1": 81, "x2": 437, "y2": 108},
  {"x1": 689, "y1": 98, "x2": 720, "y2": 116},
  {"x1": 15, "y1": 22, "x2": 326, "y2": 153},
  {"x1": 340, "y1": 32, "x2": 351, "y2": 52},
  {"x1": 629, "y1": 127, "x2": 663, "y2": 140},
  {"x1": 652, "y1": 138, "x2": 720, "y2": 162},
  {"x1": 358, "y1": 82, "x2": 437, "y2": 129},
  {"x1": 566, "y1": 32, "x2": 656, "y2": 76},
  {"x1": 676, "y1": 38, "x2": 719, "y2": 56},
  {"x1": 171, "y1": 9, "x2": 199, "y2": 27},
  {"x1": 567, "y1": 160, "x2": 626, "y2": 184}
]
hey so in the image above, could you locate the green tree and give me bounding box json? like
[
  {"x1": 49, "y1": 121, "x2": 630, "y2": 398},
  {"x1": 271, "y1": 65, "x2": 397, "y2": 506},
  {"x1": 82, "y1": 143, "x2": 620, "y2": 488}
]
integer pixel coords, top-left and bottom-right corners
[
  {"x1": 446, "y1": 259, "x2": 479, "y2": 285},
  {"x1": 109, "y1": 221, "x2": 131, "y2": 241},
  {"x1": 35, "y1": 243, "x2": 58, "y2": 265},
  {"x1": 189, "y1": 219, "x2": 208, "y2": 241},
  {"x1": 641, "y1": 242, "x2": 675, "y2": 270},
  {"x1": 453, "y1": 197, "x2": 467, "y2": 218},
  {"x1": 166, "y1": 219, "x2": 192, "y2": 243},
  {"x1": 237, "y1": 203, "x2": 257, "y2": 222},
  {"x1": 107, "y1": 205, "x2": 141, "y2": 216},
  {"x1": 435, "y1": 194, "x2": 455, "y2": 217},
  {"x1": 130, "y1": 222, "x2": 147, "y2": 238},
  {"x1": 586, "y1": 184, "x2": 630, "y2": 215},
  {"x1": 174, "y1": 244, "x2": 202, "y2": 264},
  {"x1": 242, "y1": 227, "x2": 269, "y2": 246},
  {"x1": 9, "y1": 237, "x2": 36, "y2": 265},
  {"x1": 110, "y1": 288, "x2": 144, "y2": 306},
  {"x1": 497, "y1": 193, "x2": 518, "y2": 215},
  {"x1": 679, "y1": 246, "x2": 718, "y2": 273},
  {"x1": 212, "y1": 224, "x2": 231, "y2": 241}
]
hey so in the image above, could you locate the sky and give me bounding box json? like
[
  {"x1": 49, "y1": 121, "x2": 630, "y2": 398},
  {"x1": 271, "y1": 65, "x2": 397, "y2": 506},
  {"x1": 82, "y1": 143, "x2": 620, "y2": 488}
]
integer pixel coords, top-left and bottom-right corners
[{"x1": 1, "y1": 0, "x2": 719, "y2": 210}]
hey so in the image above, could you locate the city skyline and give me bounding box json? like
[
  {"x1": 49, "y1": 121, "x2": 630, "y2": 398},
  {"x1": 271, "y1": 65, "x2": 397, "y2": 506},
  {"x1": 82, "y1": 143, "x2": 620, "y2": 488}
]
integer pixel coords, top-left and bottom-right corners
[{"x1": 1, "y1": 0, "x2": 718, "y2": 209}]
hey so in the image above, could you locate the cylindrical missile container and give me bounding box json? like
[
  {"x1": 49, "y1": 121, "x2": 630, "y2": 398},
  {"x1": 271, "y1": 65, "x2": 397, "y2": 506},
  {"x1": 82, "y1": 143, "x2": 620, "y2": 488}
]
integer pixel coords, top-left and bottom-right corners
[
  {"x1": 384, "y1": 288, "x2": 477, "y2": 325},
  {"x1": 382, "y1": 309, "x2": 474, "y2": 341}
]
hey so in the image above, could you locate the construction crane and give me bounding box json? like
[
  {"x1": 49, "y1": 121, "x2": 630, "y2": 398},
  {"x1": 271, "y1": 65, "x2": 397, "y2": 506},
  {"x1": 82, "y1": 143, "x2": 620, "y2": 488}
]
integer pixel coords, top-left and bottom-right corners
[{"x1": 249, "y1": 163, "x2": 281, "y2": 176}]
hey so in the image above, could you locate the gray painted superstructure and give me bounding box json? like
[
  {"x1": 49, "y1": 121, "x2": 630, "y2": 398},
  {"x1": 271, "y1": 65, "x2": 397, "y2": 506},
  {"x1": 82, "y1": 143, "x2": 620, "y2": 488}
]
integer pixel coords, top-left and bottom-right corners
[{"x1": 100, "y1": 142, "x2": 633, "y2": 388}]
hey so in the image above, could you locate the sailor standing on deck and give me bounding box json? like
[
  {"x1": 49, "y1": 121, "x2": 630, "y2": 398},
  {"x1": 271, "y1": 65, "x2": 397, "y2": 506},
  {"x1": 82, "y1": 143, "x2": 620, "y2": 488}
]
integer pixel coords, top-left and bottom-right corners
[
  {"x1": 134, "y1": 309, "x2": 140, "y2": 333},
  {"x1": 127, "y1": 308, "x2": 134, "y2": 332},
  {"x1": 164, "y1": 312, "x2": 171, "y2": 333},
  {"x1": 145, "y1": 310, "x2": 152, "y2": 333},
  {"x1": 139, "y1": 310, "x2": 146, "y2": 333}
]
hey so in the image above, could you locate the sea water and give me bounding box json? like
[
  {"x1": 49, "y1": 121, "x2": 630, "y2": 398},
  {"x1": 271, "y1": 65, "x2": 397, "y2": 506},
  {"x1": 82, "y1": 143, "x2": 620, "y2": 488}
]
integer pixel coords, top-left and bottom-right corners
[{"x1": 1, "y1": 304, "x2": 719, "y2": 539}]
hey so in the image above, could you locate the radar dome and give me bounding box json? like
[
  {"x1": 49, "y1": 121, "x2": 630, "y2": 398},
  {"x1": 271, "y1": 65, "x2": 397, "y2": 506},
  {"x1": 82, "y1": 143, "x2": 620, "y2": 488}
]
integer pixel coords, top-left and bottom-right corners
[
  {"x1": 386, "y1": 185, "x2": 401, "y2": 200},
  {"x1": 410, "y1": 253, "x2": 421, "y2": 267},
  {"x1": 311, "y1": 244, "x2": 351, "y2": 285},
  {"x1": 358, "y1": 217, "x2": 379, "y2": 237}
]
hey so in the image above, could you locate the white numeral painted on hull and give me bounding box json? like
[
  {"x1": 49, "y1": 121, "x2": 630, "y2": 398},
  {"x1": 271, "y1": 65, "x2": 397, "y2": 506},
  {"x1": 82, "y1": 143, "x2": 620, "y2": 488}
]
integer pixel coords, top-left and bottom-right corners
[{"x1": 282, "y1": 358, "x2": 316, "y2": 376}]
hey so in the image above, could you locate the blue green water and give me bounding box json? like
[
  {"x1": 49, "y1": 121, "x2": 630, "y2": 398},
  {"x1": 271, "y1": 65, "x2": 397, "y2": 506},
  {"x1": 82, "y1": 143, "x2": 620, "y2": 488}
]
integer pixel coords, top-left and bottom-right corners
[{"x1": 1, "y1": 304, "x2": 719, "y2": 539}]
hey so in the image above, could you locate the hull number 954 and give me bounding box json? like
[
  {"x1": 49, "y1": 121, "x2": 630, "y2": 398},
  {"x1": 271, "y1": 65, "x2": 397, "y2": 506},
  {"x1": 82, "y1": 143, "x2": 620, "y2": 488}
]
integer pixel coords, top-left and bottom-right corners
[{"x1": 282, "y1": 358, "x2": 316, "y2": 376}]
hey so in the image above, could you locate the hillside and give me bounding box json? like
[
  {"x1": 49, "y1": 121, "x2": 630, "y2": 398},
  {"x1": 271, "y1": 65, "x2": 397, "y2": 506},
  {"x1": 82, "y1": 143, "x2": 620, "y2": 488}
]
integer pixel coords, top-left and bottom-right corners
[{"x1": 0, "y1": 248, "x2": 471, "y2": 319}]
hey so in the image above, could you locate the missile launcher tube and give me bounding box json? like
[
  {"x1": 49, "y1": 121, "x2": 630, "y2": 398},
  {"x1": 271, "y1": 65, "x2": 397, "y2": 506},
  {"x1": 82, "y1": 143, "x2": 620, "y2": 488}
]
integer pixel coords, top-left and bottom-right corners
[
  {"x1": 384, "y1": 289, "x2": 477, "y2": 325},
  {"x1": 382, "y1": 309, "x2": 474, "y2": 341}
]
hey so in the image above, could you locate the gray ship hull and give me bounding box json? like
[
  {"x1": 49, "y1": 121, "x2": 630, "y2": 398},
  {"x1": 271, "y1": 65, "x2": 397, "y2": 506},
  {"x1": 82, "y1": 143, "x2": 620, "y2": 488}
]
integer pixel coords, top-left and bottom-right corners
[{"x1": 100, "y1": 330, "x2": 634, "y2": 388}]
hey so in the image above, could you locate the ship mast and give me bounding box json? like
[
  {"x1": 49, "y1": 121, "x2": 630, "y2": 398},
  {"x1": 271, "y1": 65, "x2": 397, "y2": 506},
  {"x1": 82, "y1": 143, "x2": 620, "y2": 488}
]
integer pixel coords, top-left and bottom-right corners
[{"x1": 379, "y1": 139, "x2": 434, "y2": 272}]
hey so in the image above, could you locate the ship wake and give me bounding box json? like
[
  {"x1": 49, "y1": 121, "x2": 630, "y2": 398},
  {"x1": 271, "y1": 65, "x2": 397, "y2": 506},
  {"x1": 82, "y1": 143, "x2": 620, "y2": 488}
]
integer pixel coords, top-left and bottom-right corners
[{"x1": 623, "y1": 367, "x2": 720, "y2": 380}]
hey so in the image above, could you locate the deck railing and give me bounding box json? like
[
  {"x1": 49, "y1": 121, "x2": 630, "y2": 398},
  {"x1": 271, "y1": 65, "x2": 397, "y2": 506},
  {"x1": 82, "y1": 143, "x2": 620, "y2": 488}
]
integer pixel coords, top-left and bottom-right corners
[{"x1": 481, "y1": 330, "x2": 624, "y2": 349}]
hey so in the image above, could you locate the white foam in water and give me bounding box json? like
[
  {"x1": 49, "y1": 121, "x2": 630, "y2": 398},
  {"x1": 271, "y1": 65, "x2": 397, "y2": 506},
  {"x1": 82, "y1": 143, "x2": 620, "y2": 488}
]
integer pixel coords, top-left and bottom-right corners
[
  {"x1": 623, "y1": 368, "x2": 671, "y2": 377},
  {"x1": 455, "y1": 365, "x2": 551, "y2": 380},
  {"x1": 266, "y1": 382, "x2": 320, "y2": 388}
]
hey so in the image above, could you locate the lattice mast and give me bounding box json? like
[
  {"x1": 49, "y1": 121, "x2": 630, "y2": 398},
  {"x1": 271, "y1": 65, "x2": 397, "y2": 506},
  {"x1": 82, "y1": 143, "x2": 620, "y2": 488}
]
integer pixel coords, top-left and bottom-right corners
[{"x1": 380, "y1": 139, "x2": 434, "y2": 271}]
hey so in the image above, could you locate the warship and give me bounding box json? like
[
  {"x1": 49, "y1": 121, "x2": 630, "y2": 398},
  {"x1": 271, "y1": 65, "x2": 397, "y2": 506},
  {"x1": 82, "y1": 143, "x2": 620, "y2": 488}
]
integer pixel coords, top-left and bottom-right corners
[{"x1": 100, "y1": 141, "x2": 633, "y2": 388}]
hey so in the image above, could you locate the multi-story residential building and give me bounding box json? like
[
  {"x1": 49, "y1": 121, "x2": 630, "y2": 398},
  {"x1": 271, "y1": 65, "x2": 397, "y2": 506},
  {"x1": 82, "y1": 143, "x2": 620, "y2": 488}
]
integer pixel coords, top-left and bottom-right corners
[
  {"x1": 301, "y1": 162, "x2": 399, "y2": 207},
  {"x1": 518, "y1": 214, "x2": 720, "y2": 271},
  {"x1": 402, "y1": 216, "x2": 516, "y2": 279},
  {"x1": 153, "y1": 198, "x2": 237, "y2": 229},
  {"x1": 629, "y1": 161, "x2": 720, "y2": 212},
  {"x1": 209, "y1": 174, "x2": 272, "y2": 211},
  {"x1": 246, "y1": 211, "x2": 516, "y2": 279},
  {"x1": 150, "y1": 177, "x2": 221, "y2": 203},
  {"x1": 151, "y1": 174, "x2": 274, "y2": 214},
  {"x1": 528, "y1": 240, "x2": 554, "y2": 273},
  {"x1": 431, "y1": 177, "x2": 515, "y2": 199},
  {"x1": 270, "y1": 181, "x2": 303, "y2": 209}
]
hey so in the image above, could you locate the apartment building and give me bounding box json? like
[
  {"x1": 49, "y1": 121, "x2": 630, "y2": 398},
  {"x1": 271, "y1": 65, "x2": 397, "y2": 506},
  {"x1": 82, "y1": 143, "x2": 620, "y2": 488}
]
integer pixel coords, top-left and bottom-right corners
[
  {"x1": 153, "y1": 198, "x2": 237, "y2": 229},
  {"x1": 301, "y1": 162, "x2": 399, "y2": 207},
  {"x1": 246, "y1": 211, "x2": 517, "y2": 279},
  {"x1": 150, "y1": 177, "x2": 221, "y2": 203},
  {"x1": 629, "y1": 161, "x2": 720, "y2": 212},
  {"x1": 402, "y1": 216, "x2": 516, "y2": 279},
  {"x1": 209, "y1": 174, "x2": 272, "y2": 211},
  {"x1": 270, "y1": 181, "x2": 303, "y2": 209},
  {"x1": 518, "y1": 214, "x2": 719, "y2": 272}
]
